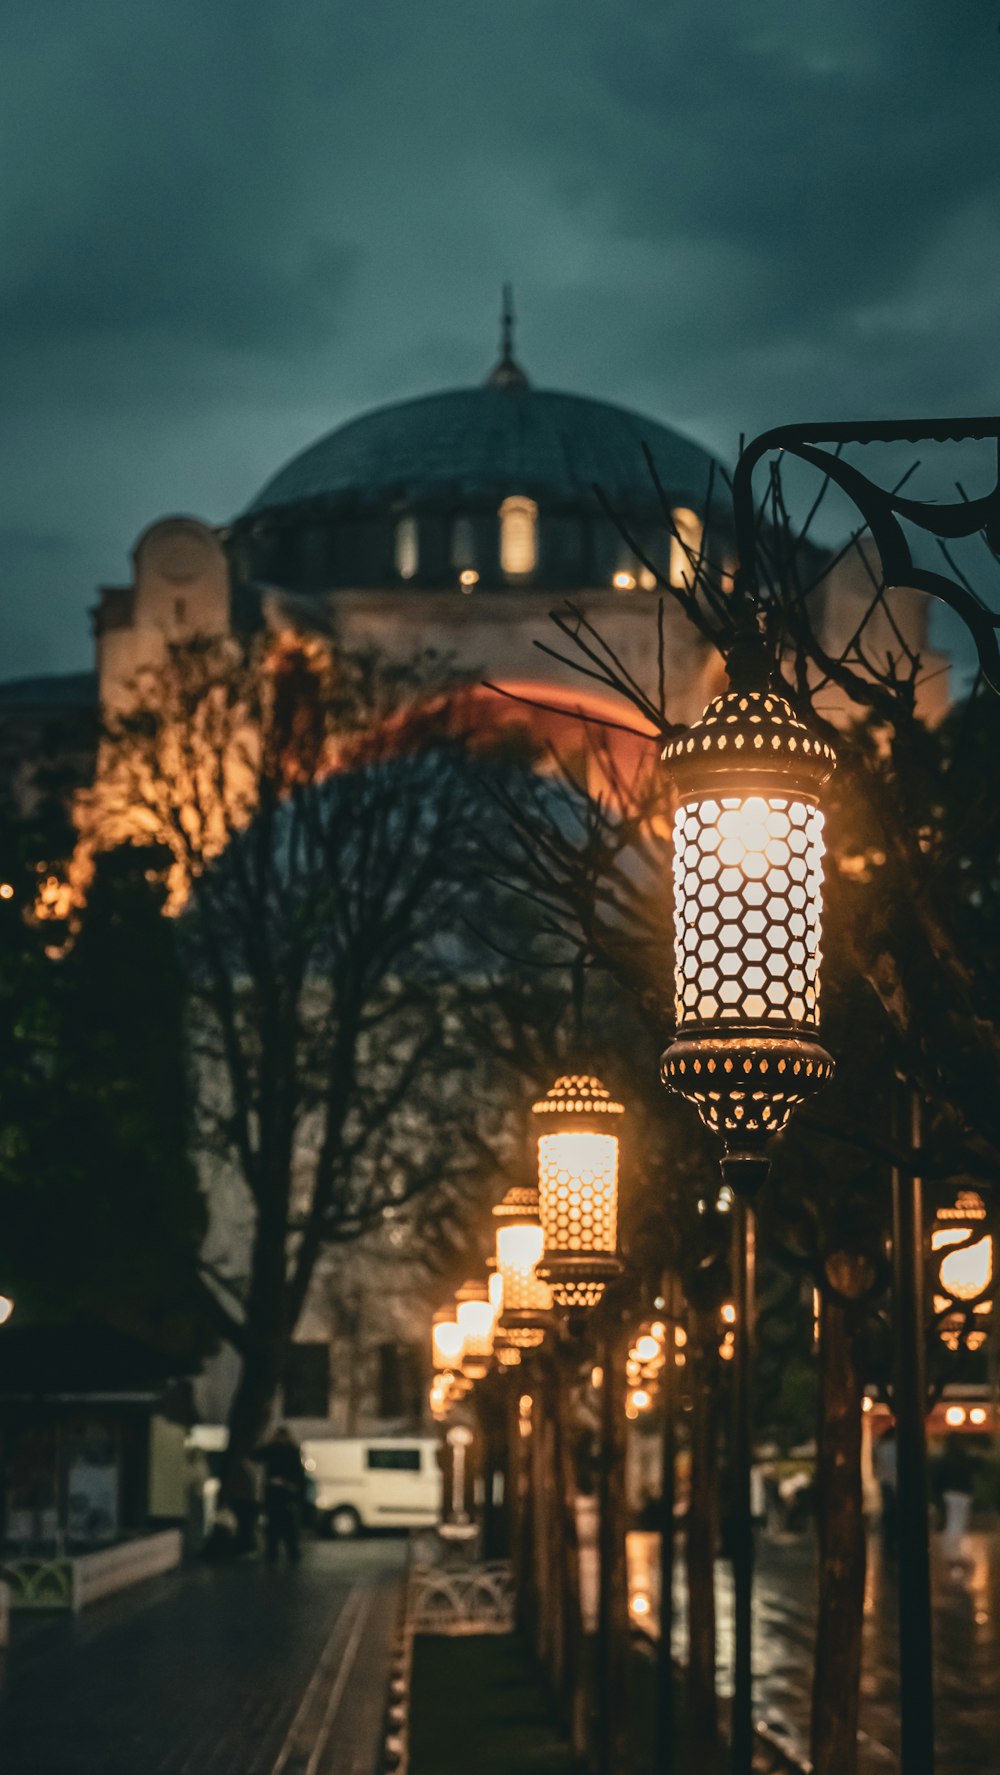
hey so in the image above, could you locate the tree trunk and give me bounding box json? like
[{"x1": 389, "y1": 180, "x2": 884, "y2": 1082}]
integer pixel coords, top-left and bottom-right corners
[
  {"x1": 810, "y1": 1287, "x2": 865, "y2": 1775},
  {"x1": 685, "y1": 1307, "x2": 719, "y2": 1774},
  {"x1": 220, "y1": 1193, "x2": 290, "y2": 1502},
  {"x1": 598, "y1": 1322, "x2": 630, "y2": 1775}
]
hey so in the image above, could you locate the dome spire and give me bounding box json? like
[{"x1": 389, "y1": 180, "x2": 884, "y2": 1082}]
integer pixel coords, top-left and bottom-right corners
[{"x1": 485, "y1": 283, "x2": 529, "y2": 389}]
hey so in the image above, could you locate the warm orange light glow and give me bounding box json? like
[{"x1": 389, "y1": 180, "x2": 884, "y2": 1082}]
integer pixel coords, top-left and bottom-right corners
[
  {"x1": 613, "y1": 571, "x2": 636, "y2": 590},
  {"x1": 862, "y1": 1396, "x2": 873, "y2": 1414},
  {"x1": 945, "y1": 1405, "x2": 967, "y2": 1428},
  {"x1": 0, "y1": 1295, "x2": 13, "y2": 1325},
  {"x1": 674, "y1": 794, "x2": 825, "y2": 1027},
  {"x1": 533, "y1": 1074, "x2": 623, "y2": 1308},
  {"x1": 630, "y1": 1592, "x2": 651, "y2": 1617},
  {"x1": 970, "y1": 1407, "x2": 987, "y2": 1426},
  {"x1": 721, "y1": 1302, "x2": 736, "y2": 1325},
  {"x1": 933, "y1": 1227, "x2": 993, "y2": 1304},
  {"x1": 496, "y1": 1344, "x2": 521, "y2": 1367},
  {"x1": 634, "y1": 1334, "x2": 661, "y2": 1364},
  {"x1": 456, "y1": 1296, "x2": 497, "y2": 1368},
  {"x1": 650, "y1": 1321, "x2": 666, "y2": 1342},
  {"x1": 674, "y1": 1325, "x2": 687, "y2": 1348},
  {"x1": 0, "y1": 883, "x2": 13, "y2": 900},
  {"x1": 499, "y1": 496, "x2": 538, "y2": 576},
  {"x1": 460, "y1": 569, "x2": 479, "y2": 590},
  {"x1": 630, "y1": 1388, "x2": 652, "y2": 1411},
  {"x1": 432, "y1": 1318, "x2": 464, "y2": 1369},
  {"x1": 591, "y1": 1365, "x2": 604, "y2": 1390}
]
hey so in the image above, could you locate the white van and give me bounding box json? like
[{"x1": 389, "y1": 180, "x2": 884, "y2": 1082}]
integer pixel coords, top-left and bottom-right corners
[{"x1": 303, "y1": 1437, "x2": 442, "y2": 1539}]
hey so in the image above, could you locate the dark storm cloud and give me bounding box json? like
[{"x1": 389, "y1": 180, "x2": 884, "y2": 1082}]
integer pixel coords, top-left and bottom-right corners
[{"x1": 0, "y1": 0, "x2": 998, "y2": 675}]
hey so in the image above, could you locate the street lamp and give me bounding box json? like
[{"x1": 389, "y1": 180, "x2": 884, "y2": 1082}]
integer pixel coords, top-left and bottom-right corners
[
  {"x1": 932, "y1": 1189, "x2": 994, "y2": 1352},
  {"x1": 493, "y1": 1184, "x2": 553, "y2": 1347},
  {"x1": 432, "y1": 1308, "x2": 465, "y2": 1372},
  {"x1": 659, "y1": 649, "x2": 836, "y2": 1775},
  {"x1": 455, "y1": 1279, "x2": 497, "y2": 1380},
  {"x1": 532, "y1": 1074, "x2": 624, "y2": 1308}
]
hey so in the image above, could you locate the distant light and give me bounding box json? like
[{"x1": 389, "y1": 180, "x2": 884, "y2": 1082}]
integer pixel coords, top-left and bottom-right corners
[
  {"x1": 719, "y1": 1341, "x2": 733, "y2": 1362},
  {"x1": 591, "y1": 1365, "x2": 604, "y2": 1391},
  {"x1": 717, "y1": 1185, "x2": 734, "y2": 1213},
  {"x1": 653, "y1": 1296, "x2": 665, "y2": 1310},
  {"x1": 675, "y1": 1351, "x2": 686, "y2": 1367},
  {"x1": 0, "y1": 883, "x2": 13, "y2": 900},
  {"x1": 0, "y1": 1296, "x2": 13, "y2": 1325},
  {"x1": 649, "y1": 1321, "x2": 667, "y2": 1342},
  {"x1": 613, "y1": 571, "x2": 636, "y2": 591},
  {"x1": 721, "y1": 1302, "x2": 736, "y2": 1325},
  {"x1": 630, "y1": 1388, "x2": 651, "y2": 1411},
  {"x1": 674, "y1": 1326, "x2": 687, "y2": 1348},
  {"x1": 862, "y1": 1396, "x2": 873, "y2": 1414},
  {"x1": 635, "y1": 1334, "x2": 661, "y2": 1364},
  {"x1": 970, "y1": 1407, "x2": 987, "y2": 1426},
  {"x1": 630, "y1": 1592, "x2": 651, "y2": 1617},
  {"x1": 945, "y1": 1405, "x2": 966, "y2": 1428},
  {"x1": 460, "y1": 569, "x2": 479, "y2": 590}
]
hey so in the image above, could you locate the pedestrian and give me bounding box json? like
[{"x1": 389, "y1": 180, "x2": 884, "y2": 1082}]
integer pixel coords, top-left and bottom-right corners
[
  {"x1": 873, "y1": 1427, "x2": 897, "y2": 1549},
  {"x1": 938, "y1": 1434, "x2": 975, "y2": 1561},
  {"x1": 255, "y1": 1426, "x2": 306, "y2": 1564}
]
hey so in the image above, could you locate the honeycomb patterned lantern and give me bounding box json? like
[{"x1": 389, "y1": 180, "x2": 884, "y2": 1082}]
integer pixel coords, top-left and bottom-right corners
[
  {"x1": 532, "y1": 1075, "x2": 625, "y2": 1309},
  {"x1": 455, "y1": 1279, "x2": 497, "y2": 1379},
  {"x1": 932, "y1": 1190, "x2": 994, "y2": 1352},
  {"x1": 493, "y1": 1184, "x2": 553, "y2": 1348},
  {"x1": 660, "y1": 674, "x2": 836, "y2": 1166}
]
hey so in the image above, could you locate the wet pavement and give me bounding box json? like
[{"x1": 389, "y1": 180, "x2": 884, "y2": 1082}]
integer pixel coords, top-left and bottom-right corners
[
  {"x1": 0, "y1": 1538, "x2": 405, "y2": 1775},
  {"x1": 626, "y1": 1527, "x2": 1000, "y2": 1774}
]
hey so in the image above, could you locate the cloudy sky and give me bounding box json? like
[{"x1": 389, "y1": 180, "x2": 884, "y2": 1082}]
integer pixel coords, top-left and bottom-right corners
[{"x1": 2, "y1": 0, "x2": 998, "y2": 679}]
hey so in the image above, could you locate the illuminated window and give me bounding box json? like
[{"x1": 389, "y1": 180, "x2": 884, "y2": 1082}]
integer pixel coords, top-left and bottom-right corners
[
  {"x1": 500, "y1": 496, "x2": 538, "y2": 578},
  {"x1": 451, "y1": 517, "x2": 476, "y2": 569},
  {"x1": 670, "y1": 507, "x2": 703, "y2": 589},
  {"x1": 395, "y1": 515, "x2": 418, "y2": 580}
]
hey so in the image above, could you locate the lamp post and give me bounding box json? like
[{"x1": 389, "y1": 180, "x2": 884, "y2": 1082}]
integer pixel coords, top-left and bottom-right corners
[
  {"x1": 724, "y1": 416, "x2": 1000, "y2": 1775},
  {"x1": 660, "y1": 658, "x2": 836, "y2": 1775},
  {"x1": 533, "y1": 1073, "x2": 626, "y2": 1775}
]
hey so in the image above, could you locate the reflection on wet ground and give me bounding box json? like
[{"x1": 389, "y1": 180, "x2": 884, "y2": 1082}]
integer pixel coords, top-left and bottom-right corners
[{"x1": 625, "y1": 1526, "x2": 1000, "y2": 1774}]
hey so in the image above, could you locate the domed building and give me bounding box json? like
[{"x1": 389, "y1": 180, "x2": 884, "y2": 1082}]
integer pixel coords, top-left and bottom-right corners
[{"x1": 93, "y1": 310, "x2": 730, "y2": 737}]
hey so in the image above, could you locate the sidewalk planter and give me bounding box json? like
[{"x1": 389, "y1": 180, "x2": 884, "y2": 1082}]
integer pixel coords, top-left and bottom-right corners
[{"x1": 1, "y1": 1528, "x2": 182, "y2": 1613}]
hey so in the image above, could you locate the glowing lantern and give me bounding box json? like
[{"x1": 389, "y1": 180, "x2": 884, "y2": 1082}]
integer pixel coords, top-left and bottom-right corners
[
  {"x1": 932, "y1": 1190, "x2": 993, "y2": 1351},
  {"x1": 493, "y1": 1184, "x2": 553, "y2": 1347},
  {"x1": 532, "y1": 1074, "x2": 624, "y2": 1308},
  {"x1": 455, "y1": 1279, "x2": 497, "y2": 1379},
  {"x1": 432, "y1": 1309, "x2": 464, "y2": 1372},
  {"x1": 660, "y1": 665, "x2": 836, "y2": 1161}
]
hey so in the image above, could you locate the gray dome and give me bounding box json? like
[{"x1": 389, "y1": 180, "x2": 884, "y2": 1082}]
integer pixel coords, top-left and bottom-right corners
[{"x1": 245, "y1": 384, "x2": 723, "y2": 519}]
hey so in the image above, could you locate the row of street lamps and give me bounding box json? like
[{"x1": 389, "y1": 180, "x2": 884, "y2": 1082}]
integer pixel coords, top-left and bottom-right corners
[{"x1": 430, "y1": 416, "x2": 1000, "y2": 1775}]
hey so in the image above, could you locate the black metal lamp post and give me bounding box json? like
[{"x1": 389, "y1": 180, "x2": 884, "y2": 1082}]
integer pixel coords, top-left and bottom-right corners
[
  {"x1": 685, "y1": 408, "x2": 1000, "y2": 1775},
  {"x1": 533, "y1": 1073, "x2": 627, "y2": 1775},
  {"x1": 660, "y1": 662, "x2": 837, "y2": 1775}
]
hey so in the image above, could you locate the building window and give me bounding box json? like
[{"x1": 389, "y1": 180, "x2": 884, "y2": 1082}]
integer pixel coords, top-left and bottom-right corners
[
  {"x1": 451, "y1": 516, "x2": 476, "y2": 570},
  {"x1": 395, "y1": 515, "x2": 418, "y2": 580},
  {"x1": 670, "y1": 507, "x2": 703, "y2": 589},
  {"x1": 499, "y1": 495, "x2": 538, "y2": 578},
  {"x1": 282, "y1": 1342, "x2": 330, "y2": 1419}
]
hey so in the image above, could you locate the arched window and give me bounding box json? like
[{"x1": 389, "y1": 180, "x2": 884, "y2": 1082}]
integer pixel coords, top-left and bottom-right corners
[
  {"x1": 500, "y1": 496, "x2": 538, "y2": 578},
  {"x1": 670, "y1": 507, "x2": 703, "y2": 589},
  {"x1": 395, "y1": 515, "x2": 418, "y2": 580},
  {"x1": 451, "y1": 517, "x2": 476, "y2": 570}
]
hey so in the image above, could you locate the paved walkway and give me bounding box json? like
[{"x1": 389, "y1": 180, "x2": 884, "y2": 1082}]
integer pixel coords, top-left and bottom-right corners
[
  {"x1": 627, "y1": 1527, "x2": 1000, "y2": 1774},
  {"x1": 0, "y1": 1538, "x2": 405, "y2": 1775}
]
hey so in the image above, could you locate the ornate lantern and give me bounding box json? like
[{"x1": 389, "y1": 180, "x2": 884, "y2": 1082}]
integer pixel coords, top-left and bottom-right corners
[
  {"x1": 432, "y1": 1308, "x2": 465, "y2": 1373},
  {"x1": 455, "y1": 1278, "x2": 497, "y2": 1379},
  {"x1": 932, "y1": 1190, "x2": 994, "y2": 1351},
  {"x1": 532, "y1": 1074, "x2": 624, "y2": 1307},
  {"x1": 493, "y1": 1184, "x2": 552, "y2": 1348},
  {"x1": 660, "y1": 666, "x2": 836, "y2": 1170}
]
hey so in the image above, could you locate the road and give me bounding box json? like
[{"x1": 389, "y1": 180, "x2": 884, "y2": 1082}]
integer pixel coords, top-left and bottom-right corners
[
  {"x1": 627, "y1": 1527, "x2": 1000, "y2": 1774},
  {"x1": 0, "y1": 1538, "x2": 405, "y2": 1775}
]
